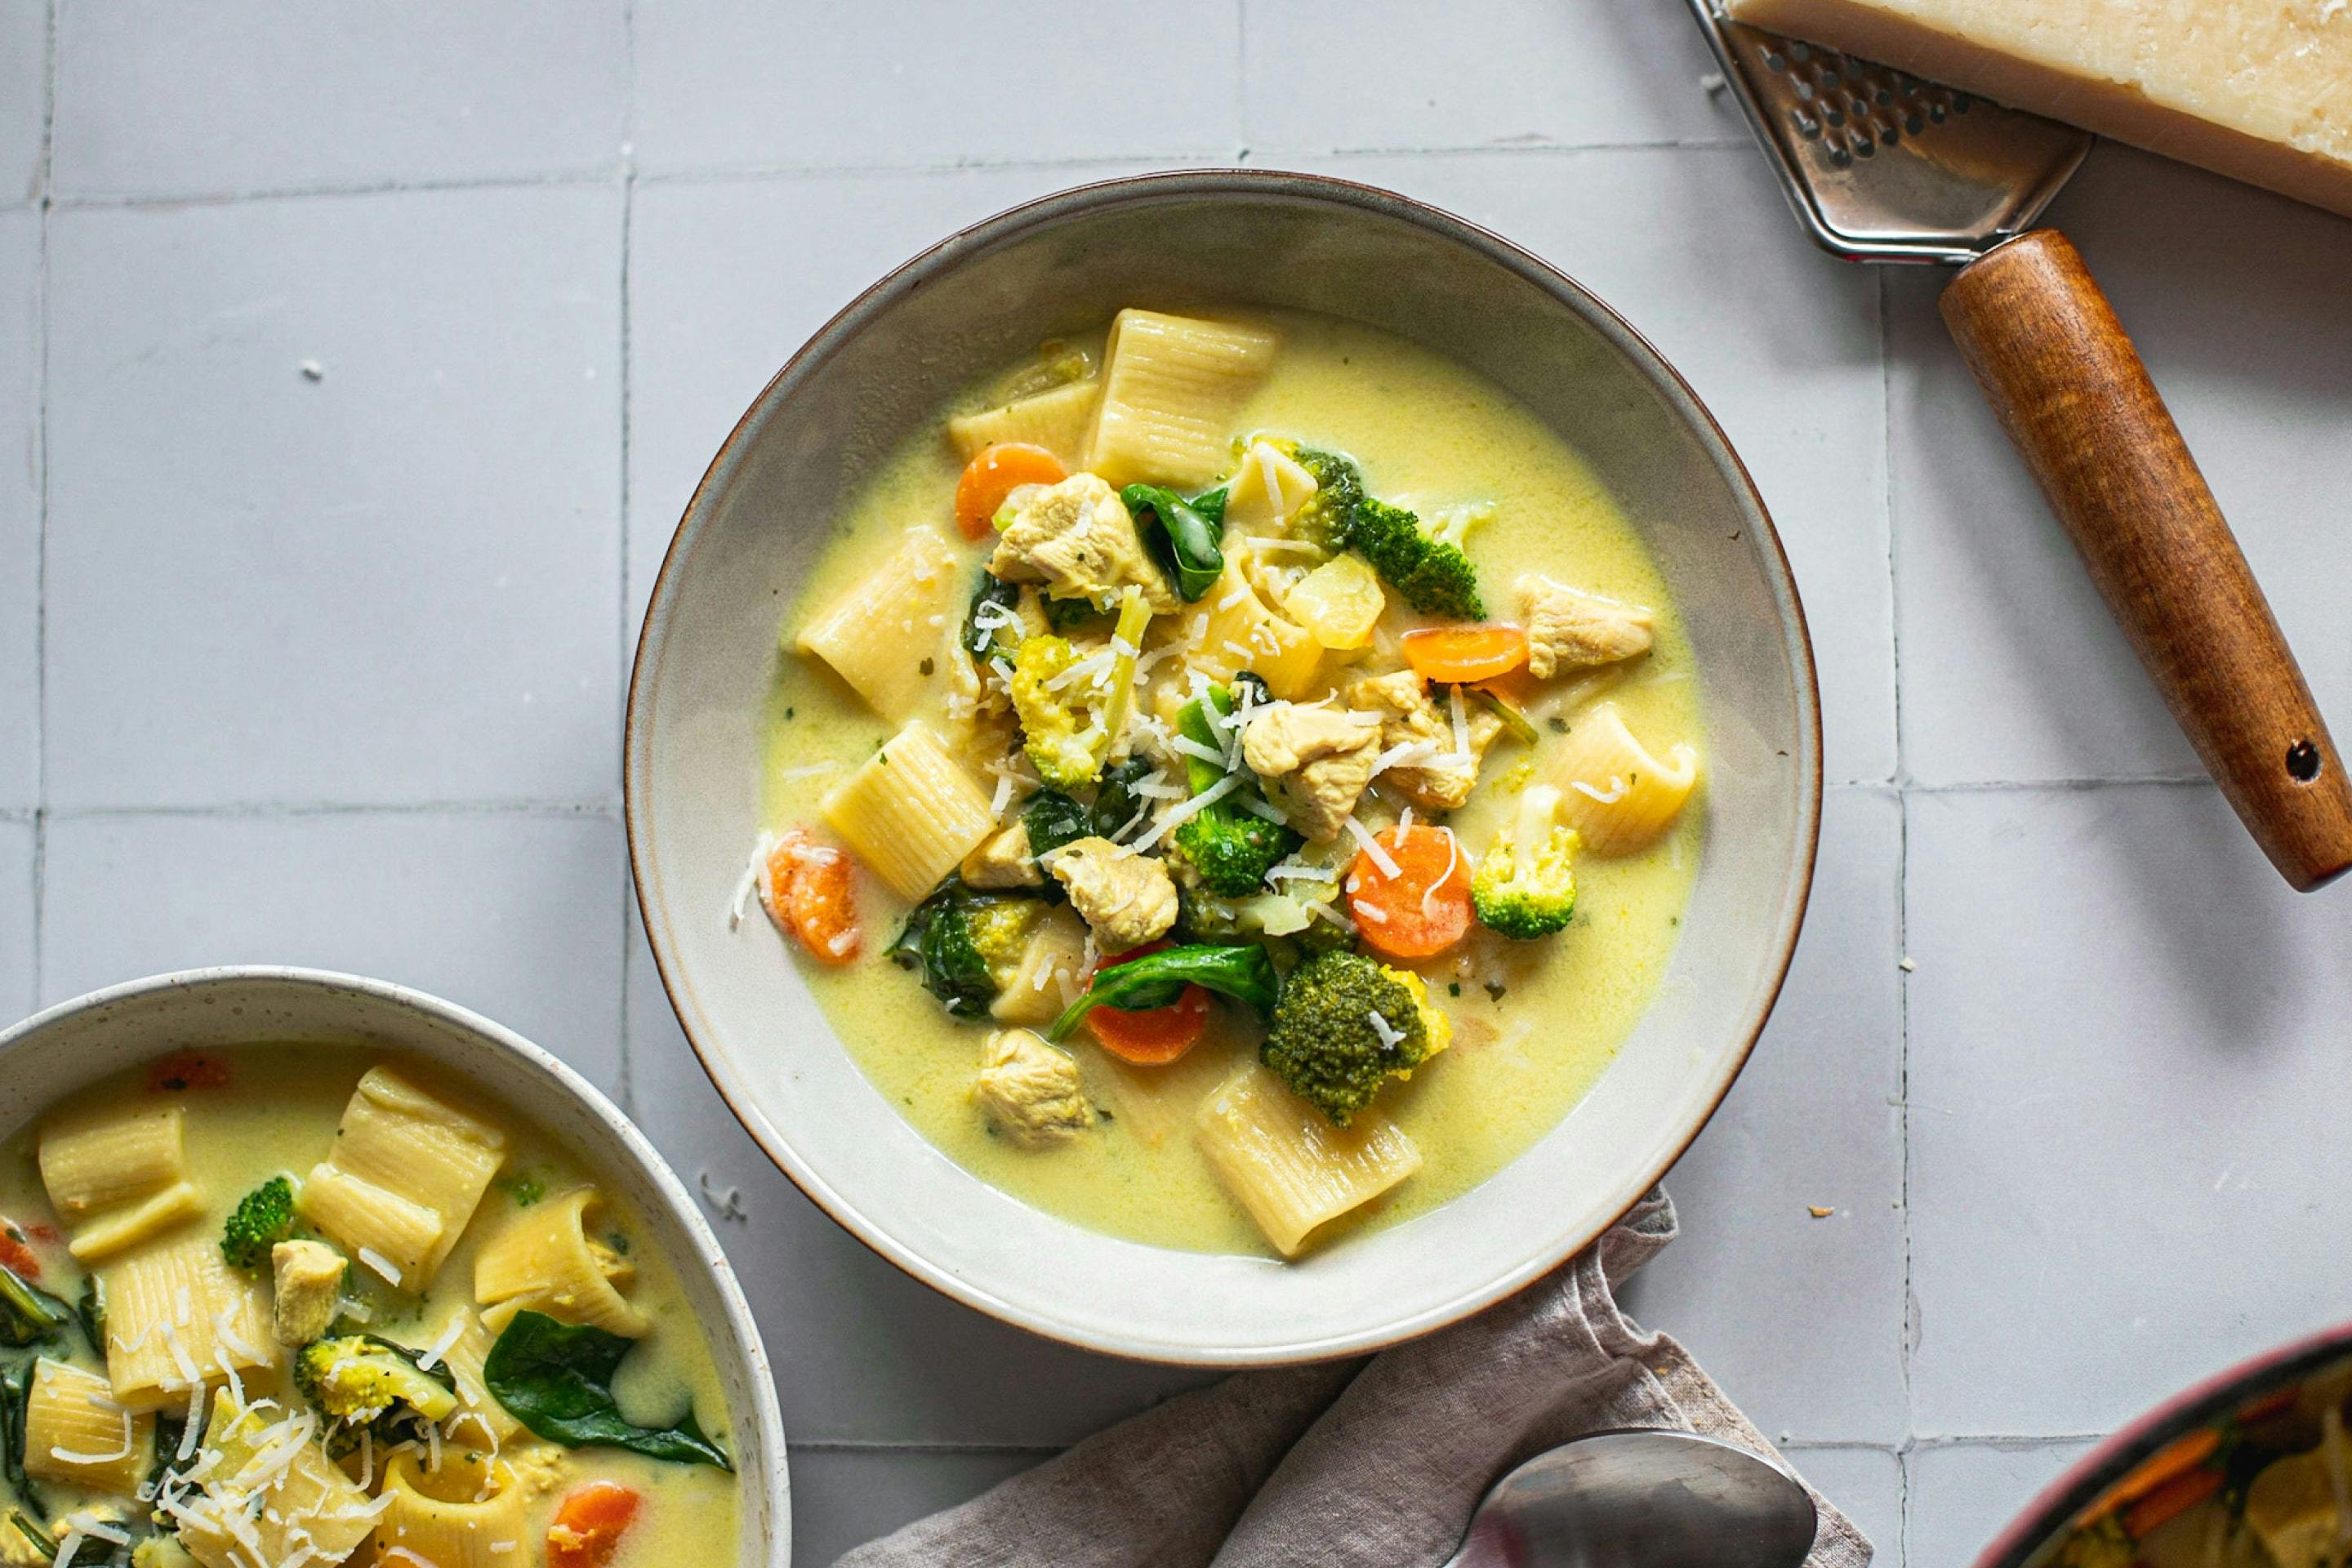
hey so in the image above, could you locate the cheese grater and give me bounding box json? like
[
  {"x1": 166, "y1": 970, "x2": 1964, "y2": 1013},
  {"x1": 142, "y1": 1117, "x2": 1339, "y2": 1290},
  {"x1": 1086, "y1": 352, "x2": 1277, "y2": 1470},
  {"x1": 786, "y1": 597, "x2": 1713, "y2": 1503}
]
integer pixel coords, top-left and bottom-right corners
[{"x1": 1685, "y1": 1, "x2": 2352, "y2": 891}]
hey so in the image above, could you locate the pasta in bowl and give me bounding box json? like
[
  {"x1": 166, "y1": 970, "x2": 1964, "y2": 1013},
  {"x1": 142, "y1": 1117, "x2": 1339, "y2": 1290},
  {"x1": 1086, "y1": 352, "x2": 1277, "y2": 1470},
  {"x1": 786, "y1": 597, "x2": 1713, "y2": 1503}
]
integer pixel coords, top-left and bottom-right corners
[
  {"x1": 0, "y1": 969, "x2": 784, "y2": 1568},
  {"x1": 755, "y1": 305, "x2": 1708, "y2": 1261},
  {"x1": 629, "y1": 169, "x2": 1820, "y2": 1362}
]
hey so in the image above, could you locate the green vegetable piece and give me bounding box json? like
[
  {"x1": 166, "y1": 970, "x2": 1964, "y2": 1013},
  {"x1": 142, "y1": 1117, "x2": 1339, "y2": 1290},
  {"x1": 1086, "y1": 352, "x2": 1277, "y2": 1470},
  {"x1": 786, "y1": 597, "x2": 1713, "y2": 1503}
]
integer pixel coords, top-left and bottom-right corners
[
  {"x1": 74, "y1": 1276, "x2": 104, "y2": 1360},
  {"x1": 889, "y1": 883, "x2": 1038, "y2": 1018},
  {"x1": 1169, "y1": 682, "x2": 1300, "y2": 898},
  {"x1": 1088, "y1": 755, "x2": 1156, "y2": 842},
  {"x1": 962, "y1": 573, "x2": 1023, "y2": 659},
  {"x1": 295, "y1": 1333, "x2": 458, "y2": 1453},
  {"x1": 1259, "y1": 950, "x2": 1447, "y2": 1125},
  {"x1": 2, "y1": 1358, "x2": 41, "y2": 1516},
  {"x1": 7, "y1": 1510, "x2": 56, "y2": 1563},
  {"x1": 483, "y1": 1310, "x2": 732, "y2": 1470},
  {"x1": 1008, "y1": 635, "x2": 1106, "y2": 791},
  {"x1": 1047, "y1": 943, "x2": 1280, "y2": 1044},
  {"x1": 1288, "y1": 444, "x2": 1483, "y2": 618},
  {"x1": 1471, "y1": 783, "x2": 1578, "y2": 940},
  {"x1": 504, "y1": 1174, "x2": 546, "y2": 1208},
  {"x1": 1041, "y1": 594, "x2": 1108, "y2": 633},
  {"x1": 0, "y1": 1261, "x2": 71, "y2": 1348},
  {"x1": 219, "y1": 1175, "x2": 296, "y2": 1271},
  {"x1": 1120, "y1": 483, "x2": 1226, "y2": 602},
  {"x1": 1022, "y1": 790, "x2": 1095, "y2": 864}
]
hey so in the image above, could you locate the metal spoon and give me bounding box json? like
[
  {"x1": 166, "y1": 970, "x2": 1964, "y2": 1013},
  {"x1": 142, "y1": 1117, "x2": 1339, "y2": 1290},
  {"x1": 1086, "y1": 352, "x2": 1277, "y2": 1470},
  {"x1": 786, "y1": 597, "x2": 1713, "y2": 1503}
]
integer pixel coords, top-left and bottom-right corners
[{"x1": 1441, "y1": 1428, "x2": 1819, "y2": 1568}]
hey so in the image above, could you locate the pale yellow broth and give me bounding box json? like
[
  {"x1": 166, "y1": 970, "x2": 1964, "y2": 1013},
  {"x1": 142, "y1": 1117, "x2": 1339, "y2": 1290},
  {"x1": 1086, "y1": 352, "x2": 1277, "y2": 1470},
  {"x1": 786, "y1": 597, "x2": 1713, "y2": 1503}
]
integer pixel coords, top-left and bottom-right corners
[
  {"x1": 0, "y1": 1043, "x2": 739, "y2": 1567},
  {"x1": 765, "y1": 309, "x2": 1704, "y2": 1258}
]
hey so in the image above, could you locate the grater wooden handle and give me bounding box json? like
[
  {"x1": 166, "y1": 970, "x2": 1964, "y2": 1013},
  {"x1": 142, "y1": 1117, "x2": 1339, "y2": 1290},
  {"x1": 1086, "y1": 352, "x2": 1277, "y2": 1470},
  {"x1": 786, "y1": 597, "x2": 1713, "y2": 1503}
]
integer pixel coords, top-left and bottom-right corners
[{"x1": 1940, "y1": 229, "x2": 2352, "y2": 893}]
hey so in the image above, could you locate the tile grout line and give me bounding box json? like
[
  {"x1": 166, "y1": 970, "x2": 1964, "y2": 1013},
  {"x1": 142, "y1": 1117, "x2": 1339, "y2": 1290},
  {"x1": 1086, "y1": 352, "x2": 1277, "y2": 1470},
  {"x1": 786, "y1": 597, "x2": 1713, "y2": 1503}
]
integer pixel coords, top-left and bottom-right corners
[
  {"x1": 615, "y1": 0, "x2": 639, "y2": 1119},
  {"x1": 1232, "y1": 0, "x2": 1248, "y2": 154},
  {"x1": 29, "y1": 0, "x2": 56, "y2": 1012},
  {"x1": 33, "y1": 138, "x2": 1770, "y2": 214}
]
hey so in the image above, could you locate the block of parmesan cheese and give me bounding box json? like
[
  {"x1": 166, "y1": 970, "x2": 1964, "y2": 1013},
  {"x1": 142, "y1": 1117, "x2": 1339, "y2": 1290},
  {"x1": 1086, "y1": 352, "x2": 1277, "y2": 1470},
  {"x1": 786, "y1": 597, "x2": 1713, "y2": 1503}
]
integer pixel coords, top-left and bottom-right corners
[{"x1": 1725, "y1": 0, "x2": 2352, "y2": 220}]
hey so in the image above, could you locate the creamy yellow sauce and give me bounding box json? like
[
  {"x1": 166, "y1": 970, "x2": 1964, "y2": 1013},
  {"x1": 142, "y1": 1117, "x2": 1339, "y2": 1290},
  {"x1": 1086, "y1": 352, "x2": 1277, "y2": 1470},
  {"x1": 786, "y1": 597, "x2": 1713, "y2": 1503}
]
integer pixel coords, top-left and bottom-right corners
[
  {"x1": 0, "y1": 1044, "x2": 738, "y2": 1567},
  {"x1": 765, "y1": 310, "x2": 1704, "y2": 1258}
]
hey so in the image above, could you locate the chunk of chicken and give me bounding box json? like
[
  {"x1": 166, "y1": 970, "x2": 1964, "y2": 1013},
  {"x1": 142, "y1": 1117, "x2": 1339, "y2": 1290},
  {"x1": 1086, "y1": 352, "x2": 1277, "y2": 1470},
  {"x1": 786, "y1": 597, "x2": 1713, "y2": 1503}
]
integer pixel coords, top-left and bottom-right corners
[
  {"x1": 961, "y1": 820, "x2": 1042, "y2": 889},
  {"x1": 270, "y1": 1239, "x2": 347, "y2": 1347},
  {"x1": 988, "y1": 474, "x2": 1178, "y2": 614},
  {"x1": 1047, "y1": 835, "x2": 1178, "y2": 952},
  {"x1": 1348, "y1": 669, "x2": 1504, "y2": 812},
  {"x1": 973, "y1": 1028, "x2": 1094, "y2": 1148},
  {"x1": 1517, "y1": 573, "x2": 1655, "y2": 679},
  {"x1": 1241, "y1": 702, "x2": 1382, "y2": 842}
]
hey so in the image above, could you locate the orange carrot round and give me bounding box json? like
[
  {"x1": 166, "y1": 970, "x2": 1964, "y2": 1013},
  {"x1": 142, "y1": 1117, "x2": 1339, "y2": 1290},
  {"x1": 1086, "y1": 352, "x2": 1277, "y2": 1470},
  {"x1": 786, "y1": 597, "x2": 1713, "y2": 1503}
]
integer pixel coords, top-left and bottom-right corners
[
  {"x1": 2122, "y1": 1464, "x2": 2222, "y2": 1539},
  {"x1": 760, "y1": 828, "x2": 862, "y2": 964},
  {"x1": 1080, "y1": 940, "x2": 1211, "y2": 1065},
  {"x1": 1401, "y1": 624, "x2": 1529, "y2": 684},
  {"x1": 954, "y1": 443, "x2": 1067, "y2": 541},
  {"x1": 547, "y1": 1481, "x2": 641, "y2": 1568},
  {"x1": 1347, "y1": 824, "x2": 1472, "y2": 960}
]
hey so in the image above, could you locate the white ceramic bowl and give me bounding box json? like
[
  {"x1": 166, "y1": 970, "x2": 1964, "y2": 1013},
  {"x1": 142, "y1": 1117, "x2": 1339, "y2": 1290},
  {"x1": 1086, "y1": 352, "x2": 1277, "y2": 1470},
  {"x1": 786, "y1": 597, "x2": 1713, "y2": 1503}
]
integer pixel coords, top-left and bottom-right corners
[
  {"x1": 0, "y1": 967, "x2": 789, "y2": 1566},
  {"x1": 629, "y1": 169, "x2": 1822, "y2": 1366}
]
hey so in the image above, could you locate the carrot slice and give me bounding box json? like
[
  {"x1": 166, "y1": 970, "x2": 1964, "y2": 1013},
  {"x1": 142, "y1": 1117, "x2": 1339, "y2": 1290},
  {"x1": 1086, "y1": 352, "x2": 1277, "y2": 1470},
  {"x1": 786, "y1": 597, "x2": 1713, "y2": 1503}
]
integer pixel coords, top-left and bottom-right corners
[
  {"x1": 547, "y1": 1481, "x2": 641, "y2": 1568},
  {"x1": 1347, "y1": 824, "x2": 1472, "y2": 960},
  {"x1": 760, "y1": 828, "x2": 862, "y2": 964},
  {"x1": 1401, "y1": 624, "x2": 1529, "y2": 685},
  {"x1": 2082, "y1": 1427, "x2": 2222, "y2": 1524},
  {"x1": 2122, "y1": 1464, "x2": 2222, "y2": 1538},
  {"x1": 954, "y1": 443, "x2": 1067, "y2": 541},
  {"x1": 0, "y1": 1225, "x2": 39, "y2": 1280},
  {"x1": 1080, "y1": 940, "x2": 1211, "y2": 1066}
]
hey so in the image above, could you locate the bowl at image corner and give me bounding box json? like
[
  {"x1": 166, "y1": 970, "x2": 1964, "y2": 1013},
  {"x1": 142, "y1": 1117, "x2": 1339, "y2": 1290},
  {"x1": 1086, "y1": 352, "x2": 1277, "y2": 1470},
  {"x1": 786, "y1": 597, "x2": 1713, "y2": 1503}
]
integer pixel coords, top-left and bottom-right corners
[
  {"x1": 626, "y1": 168, "x2": 1822, "y2": 1365},
  {"x1": 0, "y1": 967, "x2": 790, "y2": 1567}
]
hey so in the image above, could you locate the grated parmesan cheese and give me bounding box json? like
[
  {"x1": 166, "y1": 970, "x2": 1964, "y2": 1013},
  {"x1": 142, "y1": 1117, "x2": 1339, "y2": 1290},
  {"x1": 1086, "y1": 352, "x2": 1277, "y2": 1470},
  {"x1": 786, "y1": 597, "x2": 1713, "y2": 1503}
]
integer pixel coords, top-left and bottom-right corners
[
  {"x1": 356, "y1": 1247, "x2": 403, "y2": 1286},
  {"x1": 1342, "y1": 815, "x2": 1401, "y2": 878}
]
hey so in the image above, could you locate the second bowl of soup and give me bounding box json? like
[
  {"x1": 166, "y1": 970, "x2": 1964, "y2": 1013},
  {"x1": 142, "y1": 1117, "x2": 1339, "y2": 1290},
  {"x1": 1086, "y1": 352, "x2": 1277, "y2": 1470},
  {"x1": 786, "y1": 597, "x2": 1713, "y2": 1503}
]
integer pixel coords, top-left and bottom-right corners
[
  {"x1": 0, "y1": 969, "x2": 786, "y2": 1568},
  {"x1": 629, "y1": 169, "x2": 1820, "y2": 1363}
]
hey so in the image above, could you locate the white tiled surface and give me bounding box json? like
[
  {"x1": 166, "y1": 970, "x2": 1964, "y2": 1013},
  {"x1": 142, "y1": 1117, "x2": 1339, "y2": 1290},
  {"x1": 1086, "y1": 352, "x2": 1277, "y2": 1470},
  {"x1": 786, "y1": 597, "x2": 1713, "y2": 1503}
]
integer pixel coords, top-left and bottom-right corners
[{"x1": 13, "y1": 2, "x2": 2352, "y2": 1563}]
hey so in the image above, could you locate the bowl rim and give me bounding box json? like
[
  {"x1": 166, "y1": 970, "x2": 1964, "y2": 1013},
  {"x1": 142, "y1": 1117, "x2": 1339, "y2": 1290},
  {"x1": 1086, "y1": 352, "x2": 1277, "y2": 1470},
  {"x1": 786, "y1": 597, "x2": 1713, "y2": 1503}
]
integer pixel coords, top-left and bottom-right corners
[
  {"x1": 0, "y1": 964, "x2": 791, "y2": 1561},
  {"x1": 625, "y1": 165, "x2": 1824, "y2": 1364},
  {"x1": 1972, "y1": 1318, "x2": 2352, "y2": 1566}
]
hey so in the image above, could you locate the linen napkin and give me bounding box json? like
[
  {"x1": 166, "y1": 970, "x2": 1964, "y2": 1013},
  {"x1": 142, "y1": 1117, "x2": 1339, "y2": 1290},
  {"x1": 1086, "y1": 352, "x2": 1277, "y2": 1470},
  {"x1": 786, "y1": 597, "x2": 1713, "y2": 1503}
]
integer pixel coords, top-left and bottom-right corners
[{"x1": 836, "y1": 1189, "x2": 1872, "y2": 1567}]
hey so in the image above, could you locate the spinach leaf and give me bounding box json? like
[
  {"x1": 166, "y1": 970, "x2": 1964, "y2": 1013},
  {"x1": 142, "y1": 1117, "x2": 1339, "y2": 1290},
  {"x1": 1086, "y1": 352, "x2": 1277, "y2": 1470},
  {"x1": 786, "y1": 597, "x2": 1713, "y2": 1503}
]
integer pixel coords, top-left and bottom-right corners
[
  {"x1": 1041, "y1": 594, "x2": 1107, "y2": 634},
  {"x1": 962, "y1": 574, "x2": 1022, "y2": 659},
  {"x1": 74, "y1": 1276, "x2": 104, "y2": 1361},
  {"x1": 1121, "y1": 483, "x2": 1225, "y2": 602},
  {"x1": 1192, "y1": 486, "x2": 1229, "y2": 524},
  {"x1": 1022, "y1": 790, "x2": 1094, "y2": 864},
  {"x1": 483, "y1": 1311, "x2": 732, "y2": 1471},
  {"x1": 1089, "y1": 756, "x2": 1156, "y2": 841},
  {"x1": 0, "y1": 1263, "x2": 70, "y2": 1349},
  {"x1": 887, "y1": 882, "x2": 998, "y2": 1018},
  {"x1": 1047, "y1": 943, "x2": 1281, "y2": 1043},
  {"x1": 1, "y1": 1359, "x2": 41, "y2": 1517}
]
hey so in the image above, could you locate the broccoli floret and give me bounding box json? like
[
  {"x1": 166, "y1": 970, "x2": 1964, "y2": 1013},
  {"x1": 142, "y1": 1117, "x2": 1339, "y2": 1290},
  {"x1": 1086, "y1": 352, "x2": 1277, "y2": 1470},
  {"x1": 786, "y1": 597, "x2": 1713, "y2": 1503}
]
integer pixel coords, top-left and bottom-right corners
[
  {"x1": 1286, "y1": 444, "x2": 1484, "y2": 619},
  {"x1": 1472, "y1": 783, "x2": 1579, "y2": 940},
  {"x1": 1167, "y1": 681, "x2": 1301, "y2": 898},
  {"x1": 889, "y1": 882, "x2": 1043, "y2": 1017},
  {"x1": 1288, "y1": 445, "x2": 1365, "y2": 557},
  {"x1": 1008, "y1": 635, "x2": 1101, "y2": 791},
  {"x1": 294, "y1": 1334, "x2": 458, "y2": 1447},
  {"x1": 1260, "y1": 951, "x2": 1454, "y2": 1125},
  {"x1": 1348, "y1": 496, "x2": 1484, "y2": 620},
  {"x1": 218, "y1": 1175, "x2": 296, "y2": 1271},
  {"x1": 1088, "y1": 755, "x2": 1156, "y2": 841}
]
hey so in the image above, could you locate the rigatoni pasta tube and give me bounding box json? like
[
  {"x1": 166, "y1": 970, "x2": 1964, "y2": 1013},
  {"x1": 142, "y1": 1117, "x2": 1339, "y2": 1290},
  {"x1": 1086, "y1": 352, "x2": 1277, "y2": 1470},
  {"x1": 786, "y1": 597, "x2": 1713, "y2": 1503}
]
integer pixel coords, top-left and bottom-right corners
[
  {"x1": 822, "y1": 721, "x2": 998, "y2": 901},
  {"x1": 372, "y1": 1450, "x2": 533, "y2": 1568},
  {"x1": 23, "y1": 1356, "x2": 151, "y2": 1495},
  {"x1": 1084, "y1": 310, "x2": 1279, "y2": 488},
  {"x1": 1547, "y1": 701, "x2": 1700, "y2": 857},
  {"x1": 795, "y1": 524, "x2": 964, "y2": 724},
  {"x1": 66, "y1": 1178, "x2": 204, "y2": 1263},
  {"x1": 101, "y1": 1232, "x2": 276, "y2": 1412},
  {"x1": 38, "y1": 1104, "x2": 187, "y2": 1218},
  {"x1": 474, "y1": 1186, "x2": 649, "y2": 1339},
  {"x1": 948, "y1": 380, "x2": 1099, "y2": 466},
  {"x1": 296, "y1": 1064, "x2": 508, "y2": 1291},
  {"x1": 1195, "y1": 1062, "x2": 1422, "y2": 1257}
]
